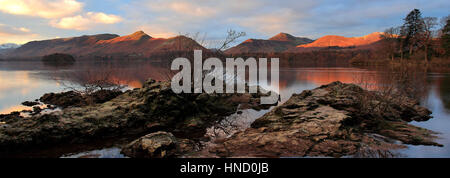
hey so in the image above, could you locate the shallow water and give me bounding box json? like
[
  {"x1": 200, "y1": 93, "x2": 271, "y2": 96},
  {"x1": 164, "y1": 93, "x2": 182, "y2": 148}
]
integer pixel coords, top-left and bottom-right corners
[
  {"x1": 61, "y1": 148, "x2": 126, "y2": 158},
  {"x1": 0, "y1": 60, "x2": 449, "y2": 158}
]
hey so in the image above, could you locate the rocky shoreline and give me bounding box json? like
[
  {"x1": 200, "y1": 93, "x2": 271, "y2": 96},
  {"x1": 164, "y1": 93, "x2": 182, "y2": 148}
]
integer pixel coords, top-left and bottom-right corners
[
  {"x1": 0, "y1": 79, "x2": 442, "y2": 158},
  {"x1": 207, "y1": 82, "x2": 441, "y2": 158},
  {"x1": 0, "y1": 79, "x2": 272, "y2": 156}
]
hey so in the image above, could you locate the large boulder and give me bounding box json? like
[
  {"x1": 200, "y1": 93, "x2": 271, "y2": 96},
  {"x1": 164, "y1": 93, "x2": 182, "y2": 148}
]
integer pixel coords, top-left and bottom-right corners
[{"x1": 209, "y1": 82, "x2": 441, "y2": 158}]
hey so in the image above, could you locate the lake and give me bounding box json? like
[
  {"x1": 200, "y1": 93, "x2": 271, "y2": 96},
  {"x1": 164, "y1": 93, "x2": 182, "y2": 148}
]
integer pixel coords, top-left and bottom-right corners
[{"x1": 1, "y1": 60, "x2": 449, "y2": 158}]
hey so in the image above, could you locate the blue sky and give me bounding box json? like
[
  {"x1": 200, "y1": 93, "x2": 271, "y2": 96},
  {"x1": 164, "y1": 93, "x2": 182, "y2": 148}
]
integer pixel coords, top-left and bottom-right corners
[{"x1": 0, "y1": 0, "x2": 449, "y2": 46}]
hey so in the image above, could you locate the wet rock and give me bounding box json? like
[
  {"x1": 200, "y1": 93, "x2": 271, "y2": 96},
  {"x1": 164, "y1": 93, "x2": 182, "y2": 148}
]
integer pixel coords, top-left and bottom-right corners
[
  {"x1": 121, "y1": 131, "x2": 195, "y2": 158},
  {"x1": 21, "y1": 101, "x2": 40, "y2": 107},
  {"x1": 209, "y1": 81, "x2": 441, "y2": 158}
]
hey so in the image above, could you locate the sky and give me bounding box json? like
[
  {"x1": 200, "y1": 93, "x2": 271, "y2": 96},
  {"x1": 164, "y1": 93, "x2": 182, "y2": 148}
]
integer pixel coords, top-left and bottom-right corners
[{"x1": 0, "y1": 0, "x2": 449, "y2": 46}]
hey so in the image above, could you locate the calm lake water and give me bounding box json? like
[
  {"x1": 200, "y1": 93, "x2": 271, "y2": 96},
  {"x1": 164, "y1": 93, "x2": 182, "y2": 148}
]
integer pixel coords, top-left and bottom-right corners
[{"x1": 1, "y1": 60, "x2": 449, "y2": 158}]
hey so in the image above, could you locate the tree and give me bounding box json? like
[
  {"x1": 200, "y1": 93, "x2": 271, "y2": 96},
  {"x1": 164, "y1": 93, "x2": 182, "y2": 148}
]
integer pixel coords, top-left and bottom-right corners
[
  {"x1": 402, "y1": 9, "x2": 425, "y2": 56},
  {"x1": 398, "y1": 26, "x2": 407, "y2": 60},
  {"x1": 421, "y1": 17, "x2": 437, "y2": 62},
  {"x1": 381, "y1": 27, "x2": 400, "y2": 61},
  {"x1": 216, "y1": 29, "x2": 246, "y2": 51},
  {"x1": 441, "y1": 17, "x2": 450, "y2": 56}
]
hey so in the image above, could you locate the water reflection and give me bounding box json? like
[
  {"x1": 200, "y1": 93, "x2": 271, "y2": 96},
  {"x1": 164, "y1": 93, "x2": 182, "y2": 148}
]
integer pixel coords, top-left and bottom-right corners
[
  {"x1": 0, "y1": 70, "x2": 66, "y2": 114},
  {"x1": 402, "y1": 82, "x2": 450, "y2": 157},
  {"x1": 1, "y1": 60, "x2": 450, "y2": 157},
  {"x1": 436, "y1": 75, "x2": 450, "y2": 112}
]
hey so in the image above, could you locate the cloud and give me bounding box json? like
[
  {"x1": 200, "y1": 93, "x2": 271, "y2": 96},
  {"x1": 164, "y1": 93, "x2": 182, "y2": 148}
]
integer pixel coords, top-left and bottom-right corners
[
  {"x1": 121, "y1": 0, "x2": 450, "y2": 42},
  {"x1": 122, "y1": 0, "x2": 317, "y2": 41},
  {"x1": 2, "y1": 0, "x2": 450, "y2": 45},
  {"x1": 137, "y1": 25, "x2": 177, "y2": 38},
  {"x1": 0, "y1": 0, "x2": 83, "y2": 19},
  {"x1": 50, "y1": 12, "x2": 123, "y2": 30},
  {"x1": 0, "y1": 23, "x2": 31, "y2": 35},
  {"x1": 228, "y1": 8, "x2": 306, "y2": 35},
  {"x1": 0, "y1": 24, "x2": 39, "y2": 44},
  {"x1": 149, "y1": 1, "x2": 217, "y2": 17}
]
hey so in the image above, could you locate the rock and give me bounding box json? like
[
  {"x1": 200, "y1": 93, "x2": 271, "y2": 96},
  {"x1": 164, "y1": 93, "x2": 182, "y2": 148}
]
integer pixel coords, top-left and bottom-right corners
[
  {"x1": 121, "y1": 132, "x2": 178, "y2": 158},
  {"x1": 39, "y1": 90, "x2": 123, "y2": 108},
  {"x1": 88, "y1": 90, "x2": 123, "y2": 104},
  {"x1": 121, "y1": 131, "x2": 197, "y2": 158},
  {"x1": 209, "y1": 81, "x2": 441, "y2": 158},
  {"x1": 32, "y1": 106, "x2": 42, "y2": 115},
  {"x1": 21, "y1": 101, "x2": 40, "y2": 107},
  {"x1": 0, "y1": 112, "x2": 22, "y2": 122},
  {"x1": 40, "y1": 91, "x2": 86, "y2": 108},
  {"x1": 0, "y1": 78, "x2": 273, "y2": 153}
]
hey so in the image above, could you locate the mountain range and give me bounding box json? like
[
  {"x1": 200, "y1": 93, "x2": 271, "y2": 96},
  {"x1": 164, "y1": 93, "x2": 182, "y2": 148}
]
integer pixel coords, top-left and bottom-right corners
[
  {"x1": 3, "y1": 31, "x2": 206, "y2": 59},
  {"x1": 1, "y1": 31, "x2": 384, "y2": 59}
]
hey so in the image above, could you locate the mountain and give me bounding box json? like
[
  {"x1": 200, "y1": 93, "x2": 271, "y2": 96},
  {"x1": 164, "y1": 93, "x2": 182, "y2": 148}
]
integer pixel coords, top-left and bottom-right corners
[
  {"x1": 268, "y1": 33, "x2": 313, "y2": 44},
  {"x1": 0, "y1": 43, "x2": 20, "y2": 49},
  {"x1": 4, "y1": 31, "x2": 207, "y2": 59},
  {"x1": 297, "y1": 32, "x2": 383, "y2": 48},
  {"x1": 0, "y1": 43, "x2": 20, "y2": 57},
  {"x1": 225, "y1": 32, "x2": 313, "y2": 54}
]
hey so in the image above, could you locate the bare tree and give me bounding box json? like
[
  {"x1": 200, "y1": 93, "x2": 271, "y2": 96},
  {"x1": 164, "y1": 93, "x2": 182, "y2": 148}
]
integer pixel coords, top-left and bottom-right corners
[
  {"x1": 159, "y1": 29, "x2": 246, "y2": 83},
  {"x1": 352, "y1": 64, "x2": 428, "y2": 117},
  {"x1": 440, "y1": 15, "x2": 450, "y2": 29},
  {"x1": 181, "y1": 32, "x2": 210, "y2": 48},
  {"x1": 421, "y1": 17, "x2": 438, "y2": 62},
  {"x1": 54, "y1": 64, "x2": 126, "y2": 95},
  {"x1": 216, "y1": 29, "x2": 246, "y2": 52},
  {"x1": 399, "y1": 26, "x2": 407, "y2": 60},
  {"x1": 381, "y1": 27, "x2": 400, "y2": 61}
]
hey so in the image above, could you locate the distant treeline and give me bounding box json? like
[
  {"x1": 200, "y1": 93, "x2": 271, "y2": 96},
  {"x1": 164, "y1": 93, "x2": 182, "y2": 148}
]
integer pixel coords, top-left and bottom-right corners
[{"x1": 360, "y1": 9, "x2": 450, "y2": 64}]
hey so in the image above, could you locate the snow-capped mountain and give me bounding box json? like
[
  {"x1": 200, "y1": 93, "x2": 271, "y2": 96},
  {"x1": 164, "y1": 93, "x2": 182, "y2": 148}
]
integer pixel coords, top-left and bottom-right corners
[{"x1": 0, "y1": 43, "x2": 20, "y2": 49}]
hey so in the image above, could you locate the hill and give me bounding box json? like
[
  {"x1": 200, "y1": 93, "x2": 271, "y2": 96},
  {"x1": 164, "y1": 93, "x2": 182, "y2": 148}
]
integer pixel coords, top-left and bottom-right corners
[
  {"x1": 4, "y1": 31, "x2": 206, "y2": 59},
  {"x1": 225, "y1": 32, "x2": 313, "y2": 54},
  {"x1": 298, "y1": 32, "x2": 383, "y2": 48}
]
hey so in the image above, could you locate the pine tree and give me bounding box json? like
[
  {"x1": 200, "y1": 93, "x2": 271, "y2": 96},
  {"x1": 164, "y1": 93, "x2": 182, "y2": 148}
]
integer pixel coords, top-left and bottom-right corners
[{"x1": 402, "y1": 9, "x2": 425, "y2": 56}]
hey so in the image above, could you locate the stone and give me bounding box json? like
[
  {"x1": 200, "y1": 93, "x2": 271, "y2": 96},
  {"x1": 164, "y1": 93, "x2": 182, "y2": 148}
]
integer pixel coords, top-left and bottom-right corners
[
  {"x1": 208, "y1": 81, "x2": 441, "y2": 158},
  {"x1": 121, "y1": 132, "x2": 178, "y2": 158}
]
